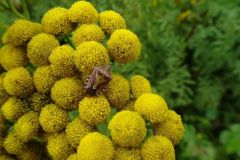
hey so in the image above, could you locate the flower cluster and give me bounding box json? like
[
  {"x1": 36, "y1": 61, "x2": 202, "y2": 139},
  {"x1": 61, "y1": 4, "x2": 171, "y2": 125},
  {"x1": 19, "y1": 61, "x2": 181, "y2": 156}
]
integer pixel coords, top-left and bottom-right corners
[{"x1": 0, "y1": 1, "x2": 184, "y2": 160}]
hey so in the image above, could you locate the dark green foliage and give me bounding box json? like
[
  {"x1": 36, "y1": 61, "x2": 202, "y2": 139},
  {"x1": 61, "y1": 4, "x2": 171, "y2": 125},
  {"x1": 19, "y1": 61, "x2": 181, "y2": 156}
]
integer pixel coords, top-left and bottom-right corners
[{"x1": 0, "y1": 0, "x2": 240, "y2": 159}]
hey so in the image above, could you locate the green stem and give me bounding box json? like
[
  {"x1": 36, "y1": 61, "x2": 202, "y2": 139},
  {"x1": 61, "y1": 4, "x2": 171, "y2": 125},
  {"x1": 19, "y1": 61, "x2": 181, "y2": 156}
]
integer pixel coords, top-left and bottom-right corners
[
  {"x1": 20, "y1": 0, "x2": 30, "y2": 20},
  {"x1": 6, "y1": 0, "x2": 26, "y2": 19},
  {"x1": 65, "y1": 35, "x2": 76, "y2": 49}
]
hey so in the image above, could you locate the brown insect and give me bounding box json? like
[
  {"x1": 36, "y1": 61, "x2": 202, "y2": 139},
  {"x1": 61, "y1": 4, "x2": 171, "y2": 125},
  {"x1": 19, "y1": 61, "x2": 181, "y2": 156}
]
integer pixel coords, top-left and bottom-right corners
[{"x1": 85, "y1": 65, "x2": 112, "y2": 96}]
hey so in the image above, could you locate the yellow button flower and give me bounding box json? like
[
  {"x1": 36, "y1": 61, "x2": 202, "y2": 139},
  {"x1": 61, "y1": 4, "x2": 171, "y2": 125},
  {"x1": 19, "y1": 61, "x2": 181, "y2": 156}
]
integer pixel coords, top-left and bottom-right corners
[
  {"x1": 2, "y1": 19, "x2": 42, "y2": 46},
  {"x1": 27, "y1": 33, "x2": 59, "y2": 66},
  {"x1": 0, "y1": 45, "x2": 28, "y2": 71},
  {"x1": 73, "y1": 24, "x2": 105, "y2": 46},
  {"x1": 68, "y1": 1, "x2": 98, "y2": 24},
  {"x1": 107, "y1": 29, "x2": 141, "y2": 63},
  {"x1": 47, "y1": 133, "x2": 74, "y2": 160},
  {"x1": 67, "y1": 153, "x2": 78, "y2": 160},
  {"x1": 79, "y1": 95, "x2": 111, "y2": 125},
  {"x1": 3, "y1": 133, "x2": 25, "y2": 155},
  {"x1": 65, "y1": 118, "x2": 94, "y2": 148},
  {"x1": 75, "y1": 41, "x2": 109, "y2": 74},
  {"x1": 134, "y1": 93, "x2": 168, "y2": 123},
  {"x1": 104, "y1": 74, "x2": 130, "y2": 109},
  {"x1": 141, "y1": 135, "x2": 175, "y2": 160},
  {"x1": 49, "y1": 45, "x2": 77, "y2": 78},
  {"x1": 51, "y1": 77, "x2": 85, "y2": 110},
  {"x1": 33, "y1": 66, "x2": 57, "y2": 93},
  {"x1": 99, "y1": 10, "x2": 126, "y2": 35},
  {"x1": 114, "y1": 147, "x2": 142, "y2": 160},
  {"x1": 130, "y1": 75, "x2": 152, "y2": 98},
  {"x1": 3, "y1": 67, "x2": 34, "y2": 98},
  {"x1": 39, "y1": 104, "x2": 69, "y2": 132},
  {"x1": 13, "y1": 111, "x2": 40, "y2": 142},
  {"x1": 77, "y1": 132, "x2": 114, "y2": 160},
  {"x1": 2, "y1": 97, "x2": 29, "y2": 121},
  {"x1": 108, "y1": 110, "x2": 146, "y2": 147},
  {"x1": 41, "y1": 7, "x2": 73, "y2": 35},
  {"x1": 154, "y1": 110, "x2": 184, "y2": 145}
]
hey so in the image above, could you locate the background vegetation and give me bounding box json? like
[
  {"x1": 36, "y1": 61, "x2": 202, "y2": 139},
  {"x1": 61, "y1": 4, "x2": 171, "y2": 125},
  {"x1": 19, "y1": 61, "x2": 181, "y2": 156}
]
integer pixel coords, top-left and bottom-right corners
[{"x1": 1, "y1": 0, "x2": 240, "y2": 159}]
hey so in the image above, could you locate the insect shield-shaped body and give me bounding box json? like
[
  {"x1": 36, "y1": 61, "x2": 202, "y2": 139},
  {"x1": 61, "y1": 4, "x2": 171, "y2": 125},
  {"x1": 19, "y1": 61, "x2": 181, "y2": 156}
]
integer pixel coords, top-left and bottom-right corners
[{"x1": 85, "y1": 65, "x2": 112, "y2": 96}]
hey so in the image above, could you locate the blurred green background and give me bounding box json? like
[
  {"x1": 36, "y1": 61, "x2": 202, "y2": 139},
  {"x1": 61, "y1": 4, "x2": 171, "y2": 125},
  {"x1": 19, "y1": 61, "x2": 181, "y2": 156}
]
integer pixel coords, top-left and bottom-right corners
[{"x1": 1, "y1": 0, "x2": 240, "y2": 159}]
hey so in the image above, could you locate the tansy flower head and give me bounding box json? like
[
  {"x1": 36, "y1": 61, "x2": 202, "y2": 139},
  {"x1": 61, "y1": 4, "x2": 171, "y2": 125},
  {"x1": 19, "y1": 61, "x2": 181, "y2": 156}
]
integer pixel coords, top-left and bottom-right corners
[
  {"x1": 103, "y1": 74, "x2": 130, "y2": 109},
  {"x1": 27, "y1": 33, "x2": 59, "y2": 66},
  {"x1": 130, "y1": 75, "x2": 152, "y2": 98},
  {"x1": 13, "y1": 111, "x2": 40, "y2": 142},
  {"x1": 72, "y1": 24, "x2": 105, "y2": 46},
  {"x1": 68, "y1": 1, "x2": 98, "y2": 24},
  {"x1": 41, "y1": 7, "x2": 73, "y2": 35},
  {"x1": 67, "y1": 153, "x2": 78, "y2": 160},
  {"x1": 75, "y1": 41, "x2": 110, "y2": 74},
  {"x1": 108, "y1": 110, "x2": 146, "y2": 147},
  {"x1": 28, "y1": 92, "x2": 51, "y2": 112},
  {"x1": 77, "y1": 132, "x2": 114, "y2": 160},
  {"x1": 2, "y1": 97, "x2": 29, "y2": 121},
  {"x1": 154, "y1": 110, "x2": 184, "y2": 145},
  {"x1": 65, "y1": 118, "x2": 95, "y2": 148},
  {"x1": 2, "y1": 19, "x2": 42, "y2": 46},
  {"x1": 99, "y1": 10, "x2": 126, "y2": 35},
  {"x1": 39, "y1": 104, "x2": 69, "y2": 132},
  {"x1": 33, "y1": 66, "x2": 57, "y2": 93},
  {"x1": 141, "y1": 135, "x2": 175, "y2": 160},
  {"x1": 79, "y1": 95, "x2": 111, "y2": 125},
  {"x1": 51, "y1": 77, "x2": 85, "y2": 110},
  {"x1": 3, "y1": 133, "x2": 25, "y2": 155},
  {"x1": 47, "y1": 133, "x2": 74, "y2": 160},
  {"x1": 0, "y1": 45, "x2": 28, "y2": 71},
  {"x1": 114, "y1": 147, "x2": 142, "y2": 160},
  {"x1": 49, "y1": 45, "x2": 77, "y2": 78},
  {"x1": 107, "y1": 29, "x2": 141, "y2": 63},
  {"x1": 3, "y1": 67, "x2": 34, "y2": 98},
  {"x1": 0, "y1": 73, "x2": 10, "y2": 107},
  {"x1": 134, "y1": 93, "x2": 168, "y2": 123}
]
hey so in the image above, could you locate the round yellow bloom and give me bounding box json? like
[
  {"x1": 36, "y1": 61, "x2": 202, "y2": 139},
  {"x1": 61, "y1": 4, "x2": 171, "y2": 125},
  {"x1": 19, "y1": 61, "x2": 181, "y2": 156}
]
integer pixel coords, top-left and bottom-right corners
[
  {"x1": 2, "y1": 19, "x2": 42, "y2": 46},
  {"x1": 99, "y1": 10, "x2": 126, "y2": 35},
  {"x1": 0, "y1": 45, "x2": 28, "y2": 71},
  {"x1": 39, "y1": 104, "x2": 69, "y2": 132},
  {"x1": 73, "y1": 24, "x2": 105, "y2": 46},
  {"x1": 2, "y1": 97, "x2": 29, "y2": 121},
  {"x1": 108, "y1": 110, "x2": 146, "y2": 147},
  {"x1": 67, "y1": 153, "x2": 78, "y2": 160},
  {"x1": 28, "y1": 92, "x2": 51, "y2": 112},
  {"x1": 68, "y1": 1, "x2": 98, "y2": 24},
  {"x1": 134, "y1": 93, "x2": 168, "y2": 123},
  {"x1": 33, "y1": 66, "x2": 57, "y2": 93},
  {"x1": 49, "y1": 45, "x2": 77, "y2": 78},
  {"x1": 0, "y1": 154, "x2": 15, "y2": 160},
  {"x1": 154, "y1": 110, "x2": 184, "y2": 145},
  {"x1": 16, "y1": 141, "x2": 42, "y2": 160},
  {"x1": 13, "y1": 111, "x2": 40, "y2": 142},
  {"x1": 141, "y1": 135, "x2": 175, "y2": 160},
  {"x1": 114, "y1": 147, "x2": 142, "y2": 160},
  {"x1": 41, "y1": 7, "x2": 73, "y2": 35},
  {"x1": 3, "y1": 133, "x2": 25, "y2": 155},
  {"x1": 79, "y1": 95, "x2": 110, "y2": 125},
  {"x1": 130, "y1": 75, "x2": 152, "y2": 98},
  {"x1": 104, "y1": 74, "x2": 130, "y2": 109},
  {"x1": 75, "y1": 41, "x2": 110, "y2": 74},
  {"x1": 0, "y1": 73, "x2": 10, "y2": 107},
  {"x1": 27, "y1": 33, "x2": 59, "y2": 66},
  {"x1": 107, "y1": 29, "x2": 141, "y2": 63},
  {"x1": 66, "y1": 118, "x2": 94, "y2": 148},
  {"x1": 51, "y1": 77, "x2": 85, "y2": 110},
  {"x1": 77, "y1": 132, "x2": 114, "y2": 160},
  {"x1": 3, "y1": 67, "x2": 34, "y2": 98},
  {"x1": 47, "y1": 133, "x2": 74, "y2": 160}
]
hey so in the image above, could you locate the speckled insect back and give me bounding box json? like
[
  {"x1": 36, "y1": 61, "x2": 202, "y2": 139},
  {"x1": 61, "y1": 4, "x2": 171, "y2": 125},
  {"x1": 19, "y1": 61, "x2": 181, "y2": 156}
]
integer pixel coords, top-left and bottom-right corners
[{"x1": 0, "y1": 1, "x2": 184, "y2": 159}]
